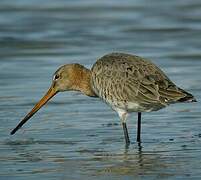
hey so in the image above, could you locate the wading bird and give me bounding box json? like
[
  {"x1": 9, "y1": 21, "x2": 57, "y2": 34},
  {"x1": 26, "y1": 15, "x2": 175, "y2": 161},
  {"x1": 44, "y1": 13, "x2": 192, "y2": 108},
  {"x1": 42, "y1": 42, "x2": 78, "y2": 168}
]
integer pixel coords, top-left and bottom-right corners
[{"x1": 11, "y1": 53, "x2": 196, "y2": 145}]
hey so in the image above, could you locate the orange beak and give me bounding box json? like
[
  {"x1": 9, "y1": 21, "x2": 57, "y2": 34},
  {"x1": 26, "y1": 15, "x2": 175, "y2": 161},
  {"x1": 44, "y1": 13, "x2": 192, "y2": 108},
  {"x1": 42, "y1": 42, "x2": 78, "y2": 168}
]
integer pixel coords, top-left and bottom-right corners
[{"x1": 10, "y1": 85, "x2": 57, "y2": 135}]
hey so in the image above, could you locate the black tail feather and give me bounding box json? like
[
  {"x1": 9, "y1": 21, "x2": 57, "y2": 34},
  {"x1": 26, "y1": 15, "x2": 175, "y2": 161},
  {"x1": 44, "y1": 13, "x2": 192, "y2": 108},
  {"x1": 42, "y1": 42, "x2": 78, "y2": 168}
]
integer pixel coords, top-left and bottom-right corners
[{"x1": 178, "y1": 88, "x2": 197, "y2": 103}]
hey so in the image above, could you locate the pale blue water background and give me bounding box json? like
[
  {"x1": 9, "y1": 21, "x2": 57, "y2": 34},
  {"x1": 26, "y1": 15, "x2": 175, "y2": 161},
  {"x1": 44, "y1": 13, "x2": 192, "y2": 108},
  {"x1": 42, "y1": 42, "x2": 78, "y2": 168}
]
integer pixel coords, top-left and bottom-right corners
[{"x1": 0, "y1": 0, "x2": 201, "y2": 179}]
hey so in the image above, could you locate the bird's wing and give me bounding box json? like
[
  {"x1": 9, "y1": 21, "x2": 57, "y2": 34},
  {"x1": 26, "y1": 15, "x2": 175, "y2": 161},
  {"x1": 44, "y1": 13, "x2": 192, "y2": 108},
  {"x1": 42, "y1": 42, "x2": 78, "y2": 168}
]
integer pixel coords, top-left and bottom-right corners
[
  {"x1": 91, "y1": 53, "x2": 186, "y2": 108},
  {"x1": 123, "y1": 59, "x2": 186, "y2": 106}
]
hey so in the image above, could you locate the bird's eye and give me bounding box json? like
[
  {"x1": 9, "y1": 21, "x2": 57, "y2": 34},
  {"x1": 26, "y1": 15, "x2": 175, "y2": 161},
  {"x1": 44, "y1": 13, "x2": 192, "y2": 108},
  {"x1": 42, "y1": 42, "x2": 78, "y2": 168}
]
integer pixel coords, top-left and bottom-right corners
[{"x1": 53, "y1": 74, "x2": 60, "y2": 81}]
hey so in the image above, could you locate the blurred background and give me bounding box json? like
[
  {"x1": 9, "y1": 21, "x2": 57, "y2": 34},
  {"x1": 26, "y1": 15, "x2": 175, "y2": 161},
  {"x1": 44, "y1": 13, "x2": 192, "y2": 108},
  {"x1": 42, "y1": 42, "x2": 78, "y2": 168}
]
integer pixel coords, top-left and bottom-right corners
[{"x1": 0, "y1": 0, "x2": 201, "y2": 179}]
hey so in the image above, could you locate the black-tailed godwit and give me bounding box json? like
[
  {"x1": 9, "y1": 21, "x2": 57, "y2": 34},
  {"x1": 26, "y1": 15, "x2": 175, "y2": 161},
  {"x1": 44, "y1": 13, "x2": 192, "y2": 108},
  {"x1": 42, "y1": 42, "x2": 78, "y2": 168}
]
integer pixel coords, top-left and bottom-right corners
[{"x1": 11, "y1": 53, "x2": 196, "y2": 145}]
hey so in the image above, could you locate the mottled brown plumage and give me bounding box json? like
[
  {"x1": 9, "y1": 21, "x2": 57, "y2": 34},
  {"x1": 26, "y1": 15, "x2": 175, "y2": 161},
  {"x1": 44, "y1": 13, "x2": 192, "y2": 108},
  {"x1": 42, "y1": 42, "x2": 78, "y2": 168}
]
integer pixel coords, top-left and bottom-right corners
[
  {"x1": 91, "y1": 53, "x2": 195, "y2": 113},
  {"x1": 11, "y1": 52, "x2": 196, "y2": 145}
]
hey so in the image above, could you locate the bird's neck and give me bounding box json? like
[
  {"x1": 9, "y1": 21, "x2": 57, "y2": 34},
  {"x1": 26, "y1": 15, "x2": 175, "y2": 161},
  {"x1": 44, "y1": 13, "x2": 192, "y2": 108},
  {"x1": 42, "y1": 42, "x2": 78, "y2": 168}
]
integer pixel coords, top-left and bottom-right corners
[{"x1": 72, "y1": 65, "x2": 97, "y2": 97}]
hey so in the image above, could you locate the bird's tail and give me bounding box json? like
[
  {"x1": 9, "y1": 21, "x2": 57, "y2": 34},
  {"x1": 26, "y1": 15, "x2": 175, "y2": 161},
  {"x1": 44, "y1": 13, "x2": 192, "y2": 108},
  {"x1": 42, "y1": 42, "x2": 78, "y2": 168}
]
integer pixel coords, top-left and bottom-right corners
[{"x1": 178, "y1": 88, "x2": 197, "y2": 103}]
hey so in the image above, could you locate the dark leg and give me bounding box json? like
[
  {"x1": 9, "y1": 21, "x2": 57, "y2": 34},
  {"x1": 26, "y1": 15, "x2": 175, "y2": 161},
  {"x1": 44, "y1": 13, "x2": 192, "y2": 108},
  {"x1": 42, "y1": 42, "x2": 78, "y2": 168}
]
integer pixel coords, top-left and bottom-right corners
[
  {"x1": 122, "y1": 122, "x2": 130, "y2": 145},
  {"x1": 137, "y1": 112, "x2": 141, "y2": 142}
]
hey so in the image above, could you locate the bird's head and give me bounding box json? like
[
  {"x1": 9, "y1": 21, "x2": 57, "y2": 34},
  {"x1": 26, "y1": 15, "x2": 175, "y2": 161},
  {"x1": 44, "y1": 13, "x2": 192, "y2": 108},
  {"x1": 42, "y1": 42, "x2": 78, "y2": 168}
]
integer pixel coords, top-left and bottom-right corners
[
  {"x1": 52, "y1": 64, "x2": 84, "y2": 92},
  {"x1": 10, "y1": 64, "x2": 95, "y2": 135}
]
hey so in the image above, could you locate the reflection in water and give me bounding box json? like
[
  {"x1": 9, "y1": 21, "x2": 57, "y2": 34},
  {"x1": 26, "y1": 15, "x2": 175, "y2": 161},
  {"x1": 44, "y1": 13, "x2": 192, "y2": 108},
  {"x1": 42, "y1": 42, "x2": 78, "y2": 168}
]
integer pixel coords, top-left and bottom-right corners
[
  {"x1": 3, "y1": 133, "x2": 201, "y2": 179},
  {"x1": 57, "y1": 144, "x2": 179, "y2": 179},
  {"x1": 99, "y1": 152, "x2": 168, "y2": 176}
]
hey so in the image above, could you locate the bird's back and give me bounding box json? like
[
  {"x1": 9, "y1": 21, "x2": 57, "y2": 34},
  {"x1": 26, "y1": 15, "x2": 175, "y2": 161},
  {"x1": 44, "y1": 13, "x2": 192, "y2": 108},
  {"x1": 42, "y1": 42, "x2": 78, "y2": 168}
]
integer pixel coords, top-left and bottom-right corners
[{"x1": 91, "y1": 53, "x2": 196, "y2": 112}]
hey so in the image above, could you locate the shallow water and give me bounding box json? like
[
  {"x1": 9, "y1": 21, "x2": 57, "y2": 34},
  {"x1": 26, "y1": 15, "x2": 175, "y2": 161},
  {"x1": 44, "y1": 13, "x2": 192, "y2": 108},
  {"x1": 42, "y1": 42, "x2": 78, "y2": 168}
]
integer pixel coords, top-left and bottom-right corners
[{"x1": 0, "y1": 0, "x2": 201, "y2": 179}]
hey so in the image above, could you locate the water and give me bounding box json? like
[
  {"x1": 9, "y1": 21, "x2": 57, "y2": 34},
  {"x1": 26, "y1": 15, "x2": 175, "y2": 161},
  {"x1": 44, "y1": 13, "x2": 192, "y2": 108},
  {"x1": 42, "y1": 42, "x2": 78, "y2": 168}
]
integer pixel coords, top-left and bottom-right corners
[{"x1": 0, "y1": 0, "x2": 201, "y2": 179}]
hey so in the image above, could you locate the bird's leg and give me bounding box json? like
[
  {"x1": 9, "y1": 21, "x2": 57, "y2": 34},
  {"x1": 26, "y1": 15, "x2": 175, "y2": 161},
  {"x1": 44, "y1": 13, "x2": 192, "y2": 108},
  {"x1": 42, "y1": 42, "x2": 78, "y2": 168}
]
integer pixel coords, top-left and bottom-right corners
[
  {"x1": 122, "y1": 122, "x2": 130, "y2": 145},
  {"x1": 137, "y1": 112, "x2": 141, "y2": 143},
  {"x1": 117, "y1": 110, "x2": 130, "y2": 145},
  {"x1": 120, "y1": 112, "x2": 130, "y2": 145}
]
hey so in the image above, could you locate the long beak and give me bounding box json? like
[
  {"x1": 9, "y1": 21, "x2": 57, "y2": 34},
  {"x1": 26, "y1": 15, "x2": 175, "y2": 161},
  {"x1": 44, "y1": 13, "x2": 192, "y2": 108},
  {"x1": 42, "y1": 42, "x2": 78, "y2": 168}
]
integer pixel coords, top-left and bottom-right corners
[{"x1": 10, "y1": 85, "x2": 57, "y2": 135}]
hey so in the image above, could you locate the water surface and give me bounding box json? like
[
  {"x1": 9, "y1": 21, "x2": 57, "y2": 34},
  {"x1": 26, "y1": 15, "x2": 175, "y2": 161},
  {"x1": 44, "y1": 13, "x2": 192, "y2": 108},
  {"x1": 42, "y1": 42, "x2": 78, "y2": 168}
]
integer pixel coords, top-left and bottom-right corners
[{"x1": 0, "y1": 0, "x2": 201, "y2": 179}]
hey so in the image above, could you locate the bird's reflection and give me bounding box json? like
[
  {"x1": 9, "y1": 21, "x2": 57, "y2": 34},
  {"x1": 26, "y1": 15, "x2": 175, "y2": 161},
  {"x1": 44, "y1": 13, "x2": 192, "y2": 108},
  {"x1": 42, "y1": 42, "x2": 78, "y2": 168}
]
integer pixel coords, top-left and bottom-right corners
[
  {"x1": 93, "y1": 142, "x2": 176, "y2": 177},
  {"x1": 6, "y1": 138, "x2": 178, "y2": 178}
]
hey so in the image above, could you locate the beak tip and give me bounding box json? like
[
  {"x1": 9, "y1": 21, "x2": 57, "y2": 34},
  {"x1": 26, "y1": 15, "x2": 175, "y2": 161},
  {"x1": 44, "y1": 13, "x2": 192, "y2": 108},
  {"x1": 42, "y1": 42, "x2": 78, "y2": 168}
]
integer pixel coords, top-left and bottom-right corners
[
  {"x1": 10, "y1": 128, "x2": 16, "y2": 135},
  {"x1": 10, "y1": 86, "x2": 56, "y2": 136}
]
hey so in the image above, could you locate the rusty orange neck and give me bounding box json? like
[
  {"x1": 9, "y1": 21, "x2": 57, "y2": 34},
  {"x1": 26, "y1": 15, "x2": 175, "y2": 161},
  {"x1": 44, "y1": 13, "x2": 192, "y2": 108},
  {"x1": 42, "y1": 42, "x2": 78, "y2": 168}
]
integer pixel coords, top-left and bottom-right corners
[{"x1": 70, "y1": 64, "x2": 97, "y2": 97}]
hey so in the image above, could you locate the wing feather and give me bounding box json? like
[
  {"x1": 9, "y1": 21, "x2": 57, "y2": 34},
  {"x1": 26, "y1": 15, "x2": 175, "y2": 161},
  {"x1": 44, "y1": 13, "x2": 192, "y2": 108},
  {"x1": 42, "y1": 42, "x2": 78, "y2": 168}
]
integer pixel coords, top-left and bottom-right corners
[{"x1": 91, "y1": 53, "x2": 187, "y2": 111}]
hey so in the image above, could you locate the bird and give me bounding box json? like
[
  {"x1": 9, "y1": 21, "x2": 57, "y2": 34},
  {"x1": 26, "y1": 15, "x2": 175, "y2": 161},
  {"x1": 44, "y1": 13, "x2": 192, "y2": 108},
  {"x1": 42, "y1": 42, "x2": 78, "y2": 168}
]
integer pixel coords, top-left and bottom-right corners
[{"x1": 10, "y1": 52, "x2": 197, "y2": 145}]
